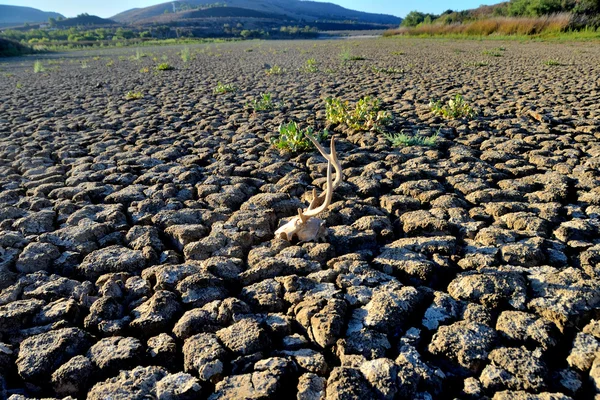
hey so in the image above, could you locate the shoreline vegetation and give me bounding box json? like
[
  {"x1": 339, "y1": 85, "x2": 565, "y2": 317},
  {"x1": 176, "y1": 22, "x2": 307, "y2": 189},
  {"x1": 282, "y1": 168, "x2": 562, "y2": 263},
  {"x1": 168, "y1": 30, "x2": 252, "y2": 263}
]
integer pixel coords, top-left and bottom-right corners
[{"x1": 385, "y1": 0, "x2": 600, "y2": 40}]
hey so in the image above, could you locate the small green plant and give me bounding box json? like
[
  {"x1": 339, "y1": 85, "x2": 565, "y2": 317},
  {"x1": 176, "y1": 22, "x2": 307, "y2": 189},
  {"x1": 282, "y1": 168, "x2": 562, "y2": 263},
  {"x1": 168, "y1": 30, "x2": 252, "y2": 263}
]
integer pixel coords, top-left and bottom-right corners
[
  {"x1": 429, "y1": 94, "x2": 477, "y2": 120},
  {"x1": 249, "y1": 93, "x2": 279, "y2": 112},
  {"x1": 271, "y1": 122, "x2": 328, "y2": 153},
  {"x1": 106, "y1": 59, "x2": 114, "y2": 67},
  {"x1": 134, "y1": 49, "x2": 147, "y2": 60},
  {"x1": 33, "y1": 60, "x2": 44, "y2": 73},
  {"x1": 81, "y1": 60, "x2": 88, "y2": 69},
  {"x1": 156, "y1": 63, "x2": 174, "y2": 71},
  {"x1": 213, "y1": 81, "x2": 238, "y2": 94},
  {"x1": 125, "y1": 91, "x2": 143, "y2": 100},
  {"x1": 482, "y1": 47, "x2": 505, "y2": 57},
  {"x1": 302, "y1": 58, "x2": 318, "y2": 73},
  {"x1": 384, "y1": 131, "x2": 438, "y2": 147},
  {"x1": 181, "y1": 47, "x2": 191, "y2": 62},
  {"x1": 325, "y1": 96, "x2": 392, "y2": 131},
  {"x1": 265, "y1": 65, "x2": 284, "y2": 75},
  {"x1": 371, "y1": 66, "x2": 403, "y2": 74},
  {"x1": 16, "y1": 82, "x2": 23, "y2": 89},
  {"x1": 544, "y1": 59, "x2": 561, "y2": 66},
  {"x1": 140, "y1": 67, "x2": 150, "y2": 73},
  {"x1": 340, "y1": 47, "x2": 365, "y2": 62}
]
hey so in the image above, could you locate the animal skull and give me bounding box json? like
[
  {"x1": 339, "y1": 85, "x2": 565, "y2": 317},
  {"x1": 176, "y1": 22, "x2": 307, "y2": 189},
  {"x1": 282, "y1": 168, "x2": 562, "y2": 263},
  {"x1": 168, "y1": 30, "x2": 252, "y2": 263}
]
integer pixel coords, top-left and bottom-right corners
[{"x1": 274, "y1": 135, "x2": 342, "y2": 242}]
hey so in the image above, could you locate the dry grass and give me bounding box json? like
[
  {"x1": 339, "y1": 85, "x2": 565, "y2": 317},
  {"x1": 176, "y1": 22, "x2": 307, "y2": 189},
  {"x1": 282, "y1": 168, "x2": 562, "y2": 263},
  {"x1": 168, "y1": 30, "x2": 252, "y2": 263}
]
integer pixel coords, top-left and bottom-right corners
[{"x1": 384, "y1": 14, "x2": 572, "y2": 37}]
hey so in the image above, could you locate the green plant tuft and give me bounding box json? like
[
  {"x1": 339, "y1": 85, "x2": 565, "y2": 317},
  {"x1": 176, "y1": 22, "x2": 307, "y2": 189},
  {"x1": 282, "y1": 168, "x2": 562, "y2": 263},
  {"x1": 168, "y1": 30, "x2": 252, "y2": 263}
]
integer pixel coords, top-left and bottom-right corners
[
  {"x1": 249, "y1": 93, "x2": 280, "y2": 112},
  {"x1": 265, "y1": 65, "x2": 285, "y2": 75},
  {"x1": 302, "y1": 58, "x2": 318, "y2": 73},
  {"x1": 429, "y1": 94, "x2": 477, "y2": 120},
  {"x1": 544, "y1": 59, "x2": 561, "y2": 66},
  {"x1": 181, "y1": 47, "x2": 191, "y2": 62},
  {"x1": 213, "y1": 81, "x2": 238, "y2": 94},
  {"x1": 271, "y1": 122, "x2": 328, "y2": 153},
  {"x1": 325, "y1": 96, "x2": 392, "y2": 131},
  {"x1": 371, "y1": 66, "x2": 403, "y2": 74},
  {"x1": 125, "y1": 91, "x2": 143, "y2": 100},
  {"x1": 33, "y1": 60, "x2": 44, "y2": 73},
  {"x1": 156, "y1": 62, "x2": 174, "y2": 71},
  {"x1": 384, "y1": 131, "x2": 438, "y2": 147}
]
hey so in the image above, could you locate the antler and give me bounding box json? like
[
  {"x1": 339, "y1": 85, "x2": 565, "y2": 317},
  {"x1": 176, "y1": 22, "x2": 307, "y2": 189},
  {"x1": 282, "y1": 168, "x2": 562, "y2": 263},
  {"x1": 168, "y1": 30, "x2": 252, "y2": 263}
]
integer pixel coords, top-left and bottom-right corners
[
  {"x1": 298, "y1": 160, "x2": 333, "y2": 223},
  {"x1": 305, "y1": 135, "x2": 342, "y2": 194}
]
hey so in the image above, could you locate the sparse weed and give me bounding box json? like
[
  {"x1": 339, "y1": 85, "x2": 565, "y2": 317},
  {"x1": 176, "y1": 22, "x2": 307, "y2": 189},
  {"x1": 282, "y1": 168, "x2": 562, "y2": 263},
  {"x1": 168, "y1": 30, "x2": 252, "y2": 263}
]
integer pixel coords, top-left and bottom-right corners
[
  {"x1": 265, "y1": 65, "x2": 285, "y2": 75},
  {"x1": 302, "y1": 58, "x2": 318, "y2": 73},
  {"x1": 33, "y1": 60, "x2": 44, "y2": 73},
  {"x1": 340, "y1": 47, "x2": 365, "y2": 62},
  {"x1": 213, "y1": 81, "x2": 237, "y2": 94},
  {"x1": 544, "y1": 59, "x2": 561, "y2": 66},
  {"x1": 125, "y1": 91, "x2": 143, "y2": 100},
  {"x1": 80, "y1": 60, "x2": 88, "y2": 69},
  {"x1": 134, "y1": 49, "x2": 147, "y2": 60},
  {"x1": 249, "y1": 93, "x2": 279, "y2": 112},
  {"x1": 140, "y1": 67, "x2": 150, "y2": 73},
  {"x1": 106, "y1": 59, "x2": 114, "y2": 67},
  {"x1": 429, "y1": 94, "x2": 477, "y2": 120},
  {"x1": 181, "y1": 47, "x2": 191, "y2": 63},
  {"x1": 325, "y1": 96, "x2": 392, "y2": 131},
  {"x1": 16, "y1": 82, "x2": 23, "y2": 89},
  {"x1": 271, "y1": 122, "x2": 328, "y2": 153},
  {"x1": 156, "y1": 63, "x2": 174, "y2": 71},
  {"x1": 384, "y1": 131, "x2": 438, "y2": 147},
  {"x1": 482, "y1": 48, "x2": 505, "y2": 57}
]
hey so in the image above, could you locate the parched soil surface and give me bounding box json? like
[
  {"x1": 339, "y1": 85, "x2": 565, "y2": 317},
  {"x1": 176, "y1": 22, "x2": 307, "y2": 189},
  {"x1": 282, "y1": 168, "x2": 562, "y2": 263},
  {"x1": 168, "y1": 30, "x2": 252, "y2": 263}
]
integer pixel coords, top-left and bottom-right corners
[{"x1": 0, "y1": 38, "x2": 599, "y2": 400}]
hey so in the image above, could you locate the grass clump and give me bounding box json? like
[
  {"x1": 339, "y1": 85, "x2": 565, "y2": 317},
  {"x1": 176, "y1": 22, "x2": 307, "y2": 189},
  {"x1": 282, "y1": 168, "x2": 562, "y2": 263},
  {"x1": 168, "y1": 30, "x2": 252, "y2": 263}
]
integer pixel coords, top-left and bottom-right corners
[
  {"x1": 271, "y1": 122, "x2": 328, "y2": 153},
  {"x1": 249, "y1": 93, "x2": 279, "y2": 112},
  {"x1": 156, "y1": 62, "x2": 174, "y2": 71},
  {"x1": 302, "y1": 58, "x2": 319, "y2": 73},
  {"x1": 429, "y1": 94, "x2": 477, "y2": 120},
  {"x1": 384, "y1": 131, "x2": 438, "y2": 147},
  {"x1": 181, "y1": 47, "x2": 191, "y2": 62},
  {"x1": 325, "y1": 96, "x2": 392, "y2": 131},
  {"x1": 125, "y1": 91, "x2": 143, "y2": 100},
  {"x1": 213, "y1": 81, "x2": 238, "y2": 94},
  {"x1": 33, "y1": 60, "x2": 44, "y2": 73},
  {"x1": 265, "y1": 65, "x2": 285, "y2": 75}
]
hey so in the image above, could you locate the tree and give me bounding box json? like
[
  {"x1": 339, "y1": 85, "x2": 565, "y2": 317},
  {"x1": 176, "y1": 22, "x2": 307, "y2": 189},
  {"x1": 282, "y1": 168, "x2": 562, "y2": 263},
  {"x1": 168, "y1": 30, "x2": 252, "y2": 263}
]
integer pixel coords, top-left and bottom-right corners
[
  {"x1": 401, "y1": 11, "x2": 426, "y2": 27},
  {"x1": 48, "y1": 17, "x2": 56, "y2": 27}
]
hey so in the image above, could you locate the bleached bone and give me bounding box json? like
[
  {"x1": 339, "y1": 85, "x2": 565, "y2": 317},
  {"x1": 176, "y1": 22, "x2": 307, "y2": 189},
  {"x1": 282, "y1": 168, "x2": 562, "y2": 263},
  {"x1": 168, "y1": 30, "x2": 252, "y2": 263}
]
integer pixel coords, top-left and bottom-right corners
[{"x1": 274, "y1": 136, "x2": 342, "y2": 242}]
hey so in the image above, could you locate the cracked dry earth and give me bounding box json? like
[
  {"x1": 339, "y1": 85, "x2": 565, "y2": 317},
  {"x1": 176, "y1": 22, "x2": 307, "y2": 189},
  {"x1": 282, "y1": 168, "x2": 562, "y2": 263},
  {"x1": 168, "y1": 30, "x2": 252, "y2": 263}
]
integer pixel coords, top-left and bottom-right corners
[{"x1": 0, "y1": 37, "x2": 599, "y2": 400}]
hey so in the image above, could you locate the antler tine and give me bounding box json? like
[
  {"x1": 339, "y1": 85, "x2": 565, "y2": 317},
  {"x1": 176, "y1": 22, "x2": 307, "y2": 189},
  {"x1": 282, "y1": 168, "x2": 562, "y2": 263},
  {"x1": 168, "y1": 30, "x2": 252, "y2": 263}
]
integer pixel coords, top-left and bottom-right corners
[
  {"x1": 305, "y1": 134, "x2": 342, "y2": 191},
  {"x1": 300, "y1": 159, "x2": 333, "y2": 219}
]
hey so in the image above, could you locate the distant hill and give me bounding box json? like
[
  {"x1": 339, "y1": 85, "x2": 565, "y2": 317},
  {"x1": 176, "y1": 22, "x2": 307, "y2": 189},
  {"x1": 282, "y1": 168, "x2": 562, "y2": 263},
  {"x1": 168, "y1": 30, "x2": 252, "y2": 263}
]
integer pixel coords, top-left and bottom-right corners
[
  {"x1": 0, "y1": 5, "x2": 63, "y2": 26},
  {"x1": 112, "y1": 0, "x2": 401, "y2": 26},
  {"x1": 55, "y1": 14, "x2": 118, "y2": 27}
]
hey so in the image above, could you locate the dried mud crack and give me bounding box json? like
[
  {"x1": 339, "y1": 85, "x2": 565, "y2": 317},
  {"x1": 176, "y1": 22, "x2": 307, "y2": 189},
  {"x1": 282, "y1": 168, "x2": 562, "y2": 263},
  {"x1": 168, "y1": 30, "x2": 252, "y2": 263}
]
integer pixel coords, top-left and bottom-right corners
[{"x1": 0, "y1": 38, "x2": 599, "y2": 400}]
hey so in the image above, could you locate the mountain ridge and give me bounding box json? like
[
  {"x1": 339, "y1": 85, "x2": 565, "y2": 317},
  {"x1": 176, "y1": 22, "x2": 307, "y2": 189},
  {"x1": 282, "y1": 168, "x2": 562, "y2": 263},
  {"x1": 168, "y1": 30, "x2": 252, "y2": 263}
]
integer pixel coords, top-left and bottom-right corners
[
  {"x1": 0, "y1": 5, "x2": 64, "y2": 25},
  {"x1": 111, "y1": 0, "x2": 400, "y2": 25}
]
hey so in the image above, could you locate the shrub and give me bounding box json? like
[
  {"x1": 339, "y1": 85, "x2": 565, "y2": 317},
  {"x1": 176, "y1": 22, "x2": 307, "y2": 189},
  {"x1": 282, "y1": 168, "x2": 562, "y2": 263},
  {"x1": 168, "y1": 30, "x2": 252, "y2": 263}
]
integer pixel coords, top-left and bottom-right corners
[
  {"x1": 429, "y1": 94, "x2": 477, "y2": 119},
  {"x1": 271, "y1": 122, "x2": 328, "y2": 153},
  {"x1": 213, "y1": 81, "x2": 237, "y2": 94},
  {"x1": 125, "y1": 91, "x2": 143, "y2": 100},
  {"x1": 156, "y1": 63, "x2": 174, "y2": 71},
  {"x1": 265, "y1": 65, "x2": 284, "y2": 75},
  {"x1": 384, "y1": 131, "x2": 438, "y2": 147},
  {"x1": 33, "y1": 60, "x2": 44, "y2": 73},
  {"x1": 325, "y1": 96, "x2": 392, "y2": 131}
]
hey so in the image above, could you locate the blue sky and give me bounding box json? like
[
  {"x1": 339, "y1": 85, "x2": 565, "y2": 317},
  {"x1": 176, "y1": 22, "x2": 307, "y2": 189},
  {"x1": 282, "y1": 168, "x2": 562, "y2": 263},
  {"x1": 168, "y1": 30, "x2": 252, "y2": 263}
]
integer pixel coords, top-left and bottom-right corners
[{"x1": 1, "y1": 0, "x2": 500, "y2": 18}]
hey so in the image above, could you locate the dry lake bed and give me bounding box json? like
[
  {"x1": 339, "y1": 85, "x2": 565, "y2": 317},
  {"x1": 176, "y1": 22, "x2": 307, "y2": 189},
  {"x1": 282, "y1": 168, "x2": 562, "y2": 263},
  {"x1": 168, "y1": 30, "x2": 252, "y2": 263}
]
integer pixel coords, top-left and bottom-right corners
[{"x1": 0, "y1": 37, "x2": 599, "y2": 399}]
